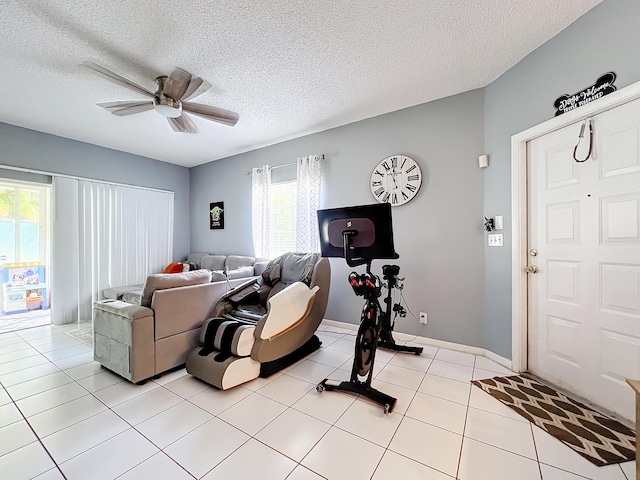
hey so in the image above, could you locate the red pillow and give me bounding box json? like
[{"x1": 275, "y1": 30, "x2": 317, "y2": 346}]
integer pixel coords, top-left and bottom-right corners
[{"x1": 163, "y1": 263, "x2": 184, "y2": 274}]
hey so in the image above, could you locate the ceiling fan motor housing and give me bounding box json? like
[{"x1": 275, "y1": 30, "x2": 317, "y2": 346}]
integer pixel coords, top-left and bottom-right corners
[{"x1": 153, "y1": 76, "x2": 182, "y2": 117}]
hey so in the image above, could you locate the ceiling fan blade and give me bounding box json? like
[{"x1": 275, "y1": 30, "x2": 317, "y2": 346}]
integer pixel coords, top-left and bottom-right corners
[
  {"x1": 167, "y1": 114, "x2": 198, "y2": 133},
  {"x1": 182, "y1": 102, "x2": 239, "y2": 126},
  {"x1": 97, "y1": 101, "x2": 153, "y2": 110},
  {"x1": 167, "y1": 117, "x2": 182, "y2": 133},
  {"x1": 163, "y1": 67, "x2": 192, "y2": 101},
  {"x1": 181, "y1": 77, "x2": 210, "y2": 102},
  {"x1": 81, "y1": 61, "x2": 154, "y2": 98},
  {"x1": 109, "y1": 103, "x2": 155, "y2": 116}
]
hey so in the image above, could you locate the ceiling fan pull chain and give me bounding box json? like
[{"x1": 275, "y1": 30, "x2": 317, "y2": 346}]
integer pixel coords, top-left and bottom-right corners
[{"x1": 573, "y1": 118, "x2": 593, "y2": 163}]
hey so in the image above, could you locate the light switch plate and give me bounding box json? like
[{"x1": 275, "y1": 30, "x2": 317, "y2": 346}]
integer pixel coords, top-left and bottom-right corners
[
  {"x1": 488, "y1": 234, "x2": 503, "y2": 246},
  {"x1": 495, "y1": 216, "x2": 503, "y2": 230}
]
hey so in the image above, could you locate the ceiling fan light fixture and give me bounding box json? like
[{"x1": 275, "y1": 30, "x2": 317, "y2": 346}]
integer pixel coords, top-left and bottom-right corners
[{"x1": 153, "y1": 94, "x2": 182, "y2": 118}]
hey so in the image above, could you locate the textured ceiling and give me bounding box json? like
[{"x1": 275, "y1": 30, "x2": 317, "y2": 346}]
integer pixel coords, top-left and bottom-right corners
[{"x1": 0, "y1": 1, "x2": 602, "y2": 167}]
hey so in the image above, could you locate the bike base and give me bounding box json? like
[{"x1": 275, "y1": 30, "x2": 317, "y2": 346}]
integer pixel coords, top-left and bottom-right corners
[{"x1": 317, "y1": 378, "x2": 397, "y2": 414}]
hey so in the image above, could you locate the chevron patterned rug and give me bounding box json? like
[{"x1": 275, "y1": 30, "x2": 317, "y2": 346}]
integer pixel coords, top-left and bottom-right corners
[{"x1": 471, "y1": 375, "x2": 635, "y2": 466}]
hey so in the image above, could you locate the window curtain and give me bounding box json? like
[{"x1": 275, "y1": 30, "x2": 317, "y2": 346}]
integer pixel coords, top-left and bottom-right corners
[
  {"x1": 251, "y1": 166, "x2": 271, "y2": 258},
  {"x1": 295, "y1": 155, "x2": 322, "y2": 253},
  {"x1": 51, "y1": 177, "x2": 173, "y2": 325}
]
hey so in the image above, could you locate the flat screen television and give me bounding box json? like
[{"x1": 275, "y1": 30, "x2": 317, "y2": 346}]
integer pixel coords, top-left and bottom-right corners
[{"x1": 317, "y1": 203, "x2": 399, "y2": 263}]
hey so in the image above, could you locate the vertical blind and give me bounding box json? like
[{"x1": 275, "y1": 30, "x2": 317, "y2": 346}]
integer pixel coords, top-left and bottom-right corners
[{"x1": 52, "y1": 177, "x2": 174, "y2": 325}]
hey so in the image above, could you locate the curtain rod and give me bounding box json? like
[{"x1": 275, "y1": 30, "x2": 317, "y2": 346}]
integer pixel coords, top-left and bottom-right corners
[{"x1": 245, "y1": 155, "x2": 324, "y2": 175}]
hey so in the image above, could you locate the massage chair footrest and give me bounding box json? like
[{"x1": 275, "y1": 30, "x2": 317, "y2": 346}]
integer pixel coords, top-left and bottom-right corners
[{"x1": 186, "y1": 348, "x2": 260, "y2": 390}]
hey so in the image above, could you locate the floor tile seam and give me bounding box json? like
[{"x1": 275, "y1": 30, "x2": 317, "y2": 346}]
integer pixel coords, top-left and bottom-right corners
[
  {"x1": 403, "y1": 404, "x2": 468, "y2": 437},
  {"x1": 107, "y1": 386, "x2": 186, "y2": 430},
  {"x1": 465, "y1": 403, "x2": 530, "y2": 424},
  {"x1": 27, "y1": 395, "x2": 108, "y2": 439},
  {"x1": 384, "y1": 445, "x2": 457, "y2": 479},
  {"x1": 415, "y1": 388, "x2": 471, "y2": 407},
  {"x1": 113, "y1": 452, "x2": 197, "y2": 480},
  {"x1": 293, "y1": 421, "x2": 341, "y2": 477},
  {"x1": 0, "y1": 349, "x2": 43, "y2": 364},
  {"x1": 0, "y1": 342, "x2": 39, "y2": 354},
  {"x1": 529, "y1": 422, "x2": 546, "y2": 480},
  {"x1": 183, "y1": 387, "x2": 251, "y2": 417},
  {"x1": 2, "y1": 382, "x2": 69, "y2": 479},
  {"x1": 331, "y1": 410, "x2": 404, "y2": 450},
  {"x1": 537, "y1": 458, "x2": 619, "y2": 480},
  {"x1": 56, "y1": 435, "x2": 158, "y2": 480},
  {"x1": 48, "y1": 419, "x2": 133, "y2": 466},
  {"x1": 249, "y1": 434, "x2": 315, "y2": 471},
  {"x1": 426, "y1": 370, "x2": 473, "y2": 384},
  {"x1": 6, "y1": 368, "x2": 84, "y2": 402},
  {"x1": 288, "y1": 393, "x2": 358, "y2": 425},
  {"x1": 181, "y1": 433, "x2": 253, "y2": 479}
]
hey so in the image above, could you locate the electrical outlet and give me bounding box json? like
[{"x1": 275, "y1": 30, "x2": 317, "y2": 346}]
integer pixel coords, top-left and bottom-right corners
[{"x1": 419, "y1": 312, "x2": 428, "y2": 324}]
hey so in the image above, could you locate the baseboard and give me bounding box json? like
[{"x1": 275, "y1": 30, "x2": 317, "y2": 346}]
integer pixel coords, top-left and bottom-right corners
[
  {"x1": 320, "y1": 318, "x2": 358, "y2": 332},
  {"x1": 320, "y1": 319, "x2": 517, "y2": 366},
  {"x1": 485, "y1": 350, "x2": 514, "y2": 371}
]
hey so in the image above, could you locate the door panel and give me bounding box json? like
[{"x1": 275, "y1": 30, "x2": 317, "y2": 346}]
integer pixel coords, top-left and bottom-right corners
[{"x1": 528, "y1": 97, "x2": 640, "y2": 422}]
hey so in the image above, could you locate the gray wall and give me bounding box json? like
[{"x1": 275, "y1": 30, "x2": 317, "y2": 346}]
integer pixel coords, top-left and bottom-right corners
[
  {"x1": 0, "y1": 123, "x2": 191, "y2": 259},
  {"x1": 483, "y1": 0, "x2": 640, "y2": 358},
  {"x1": 191, "y1": 89, "x2": 487, "y2": 347}
]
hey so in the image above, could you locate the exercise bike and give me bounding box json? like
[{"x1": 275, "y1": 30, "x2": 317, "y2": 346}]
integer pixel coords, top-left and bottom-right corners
[{"x1": 316, "y1": 203, "x2": 423, "y2": 414}]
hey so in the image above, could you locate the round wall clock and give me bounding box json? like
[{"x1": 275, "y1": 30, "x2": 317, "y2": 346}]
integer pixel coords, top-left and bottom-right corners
[{"x1": 370, "y1": 154, "x2": 422, "y2": 206}]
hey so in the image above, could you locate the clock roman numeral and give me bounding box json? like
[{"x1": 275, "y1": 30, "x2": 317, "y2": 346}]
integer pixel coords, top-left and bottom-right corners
[
  {"x1": 381, "y1": 192, "x2": 390, "y2": 203},
  {"x1": 408, "y1": 175, "x2": 419, "y2": 181},
  {"x1": 402, "y1": 191, "x2": 409, "y2": 200},
  {"x1": 401, "y1": 157, "x2": 407, "y2": 168},
  {"x1": 406, "y1": 184, "x2": 417, "y2": 192},
  {"x1": 373, "y1": 170, "x2": 383, "y2": 177},
  {"x1": 392, "y1": 193, "x2": 398, "y2": 204},
  {"x1": 406, "y1": 165, "x2": 417, "y2": 173},
  {"x1": 374, "y1": 187, "x2": 385, "y2": 197},
  {"x1": 391, "y1": 157, "x2": 397, "y2": 168},
  {"x1": 371, "y1": 180, "x2": 382, "y2": 187},
  {"x1": 382, "y1": 161, "x2": 390, "y2": 171}
]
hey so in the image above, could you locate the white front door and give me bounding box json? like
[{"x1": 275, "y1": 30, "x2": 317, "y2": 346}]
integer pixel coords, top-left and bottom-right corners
[{"x1": 527, "y1": 98, "x2": 640, "y2": 422}]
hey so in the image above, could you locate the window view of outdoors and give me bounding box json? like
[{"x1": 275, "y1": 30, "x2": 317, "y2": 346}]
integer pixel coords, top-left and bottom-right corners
[
  {"x1": 270, "y1": 180, "x2": 297, "y2": 257},
  {"x1": 0, "y1": 185, "x2": 42, "y2": 262}
]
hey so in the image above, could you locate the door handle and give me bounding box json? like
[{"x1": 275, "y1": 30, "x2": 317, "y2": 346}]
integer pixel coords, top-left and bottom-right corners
[{"x1": 525, "y1": 265, "x2": 538, "y2": 274}]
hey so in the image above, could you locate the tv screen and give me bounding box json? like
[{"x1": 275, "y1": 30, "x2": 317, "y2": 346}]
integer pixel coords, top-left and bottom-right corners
[{"x1": 317, "y1": 203, "x2": 399, "y2": 261}]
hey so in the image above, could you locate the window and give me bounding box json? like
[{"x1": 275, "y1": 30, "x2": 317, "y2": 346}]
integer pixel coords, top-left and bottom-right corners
[
  {"x1": 0, "y1": 182, "x2": 50, "y2": 263},
  {"x1": 269, "y1": 180, "x2": 297, "y2": 257},
  {"x1": 252, "y1": 156, "x2": 321, "y2": 258}
]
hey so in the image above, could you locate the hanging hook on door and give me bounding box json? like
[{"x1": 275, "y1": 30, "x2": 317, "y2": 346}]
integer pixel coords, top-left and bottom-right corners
[{"x1": 573, "y1": 118, "x2": 593, "y2": 163}]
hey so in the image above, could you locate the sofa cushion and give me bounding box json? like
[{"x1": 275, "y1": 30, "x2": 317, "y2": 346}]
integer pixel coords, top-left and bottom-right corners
[
  {"x1": 210, "y1": 266, "x2": 256, "y2": 282},
  {"x1": 140, "y1": 269, "x2": 212, "y2": 307},
  {"x1": 103, "y1": 284, "x2": 144, "y2": 300},
  {"x1": 122, "y1": 290, "x2": 143, "y2": 304},
  {"x1": 226, "y1": 255, "x2": 255, "y2": 270},
  {"x1": 200, "y1": 255, "x2": 226, "y2": 271},
  {"x1": 186, "y1": 252, "x2": 209, "y2": 268}
]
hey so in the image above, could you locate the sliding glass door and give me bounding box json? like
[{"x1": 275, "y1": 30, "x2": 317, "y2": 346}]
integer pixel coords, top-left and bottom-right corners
[{"x1": 0, "y1": 181, "x2": 51, "y2": 321}]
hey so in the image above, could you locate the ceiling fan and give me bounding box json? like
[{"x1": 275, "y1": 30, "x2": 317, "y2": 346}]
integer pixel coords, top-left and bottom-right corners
[{"x1": 81, "y1": 60, "x2": 239, "y2": 133}]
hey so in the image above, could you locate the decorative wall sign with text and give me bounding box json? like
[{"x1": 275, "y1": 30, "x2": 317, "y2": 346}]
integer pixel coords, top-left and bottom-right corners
[
  {"x1": 209, "y1": 202, "x2": 224, "y2": 229},
  {"x1": 554, "y1": 72, "x2": 617, "y2": 116}
]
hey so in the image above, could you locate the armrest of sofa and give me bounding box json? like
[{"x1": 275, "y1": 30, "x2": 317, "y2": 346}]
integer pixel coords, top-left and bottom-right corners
[
  {"x1": 257, "y1": 282, "x2": 319, "y2": 341},
  {"x1": 93, "y1": 300, "x2": 155, "y2": 383}
]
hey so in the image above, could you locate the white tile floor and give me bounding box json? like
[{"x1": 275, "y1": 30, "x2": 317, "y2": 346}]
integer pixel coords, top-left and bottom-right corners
[{"x1": 0, "y1": 323, "x2": 635, "y2": 480}]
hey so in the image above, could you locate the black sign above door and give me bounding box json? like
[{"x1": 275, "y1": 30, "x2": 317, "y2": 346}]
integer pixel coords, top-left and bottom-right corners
[{"x1": 554, "y1": 72, "x2": 617, "y2": 116}]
